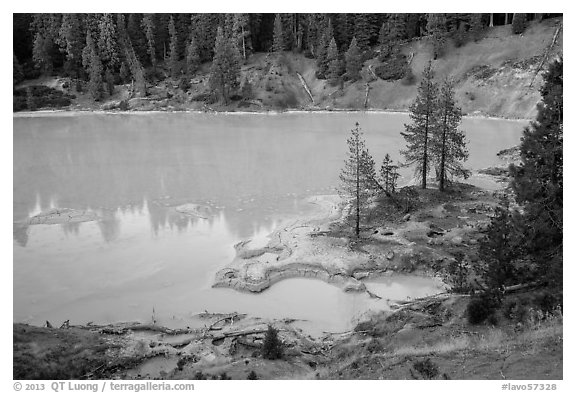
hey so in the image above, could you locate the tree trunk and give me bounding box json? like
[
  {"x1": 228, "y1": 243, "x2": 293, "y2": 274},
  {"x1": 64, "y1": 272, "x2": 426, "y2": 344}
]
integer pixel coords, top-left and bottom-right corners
[
  {"x1": 355, "y1": 141, "x2": 360, "y2": 237},
  {"x1": 422, "y1": 115, "x2": 429, "y2": 189},
  {"x1": 439, "y1": 112, "x2": 447, "y2": 192},
  {"x1": 241, "y1": 26, "x2": 246, "y2": 60}
]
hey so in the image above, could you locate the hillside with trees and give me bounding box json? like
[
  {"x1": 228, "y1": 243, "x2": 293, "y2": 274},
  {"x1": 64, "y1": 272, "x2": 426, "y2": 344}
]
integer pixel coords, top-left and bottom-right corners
[{"x1": 13, "y1": 13, "x2": 562, "y2": 118}]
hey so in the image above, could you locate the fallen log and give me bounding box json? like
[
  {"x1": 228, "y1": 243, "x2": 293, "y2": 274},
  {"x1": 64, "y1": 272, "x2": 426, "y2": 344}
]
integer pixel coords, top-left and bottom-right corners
[
  {"x1": 296, "y1": 72, "x2": 314, "y2": 104},
  {"x1": 529, "y1": 23, "x2": 562, "y2": 87}
]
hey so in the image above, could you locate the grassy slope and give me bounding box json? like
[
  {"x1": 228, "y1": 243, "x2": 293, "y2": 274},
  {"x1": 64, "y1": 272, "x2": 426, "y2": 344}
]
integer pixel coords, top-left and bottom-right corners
[
  {"x1": 319, "y1": 295, "x2": 563, "y2": 380},
  {"x1": 327, "y1": 18, "x2": 562, "y2": 118}
]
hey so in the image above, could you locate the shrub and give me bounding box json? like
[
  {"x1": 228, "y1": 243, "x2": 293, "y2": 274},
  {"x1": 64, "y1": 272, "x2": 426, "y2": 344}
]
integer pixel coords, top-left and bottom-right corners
[
  {"x1": 503, "y1": 297, "x2": 529, "y2": 323},
  {"x1": 467, "y1": 294, "x2": 498, "y2": 325},
  {"x1": 444, "y1": 252, "x2": 472, "y2": 294},
  {"x1": 533, "y1": 292, "x2": 562, "y2": 314},
  {"x1": 13, "y1": 85, "x2": 75, "y2": 112},
  {"x1": 261, "y1": 325, "x2": 283, "y2": 360},
  {"x1": 412, "y1": 358, "x2": 439, "y2": 379},
  {"x1": 247, "y1": 370, "x2": 258, "y2": 380},
  {"x1": 374, "y1": 55, "x2": 407, "y2": 81},
  {"x1": 401, "y1": 67, "x2": 416, "y2": 86}
]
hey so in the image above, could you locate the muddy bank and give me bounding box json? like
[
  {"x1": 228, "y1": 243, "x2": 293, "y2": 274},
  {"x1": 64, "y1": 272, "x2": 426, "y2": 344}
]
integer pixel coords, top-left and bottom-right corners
[
  {"x1": 14, "y1": 310, "x2": 330, "y2": 380},
  {"x1": 212, "y1": 184, "x2": 502, "y2": 296}
]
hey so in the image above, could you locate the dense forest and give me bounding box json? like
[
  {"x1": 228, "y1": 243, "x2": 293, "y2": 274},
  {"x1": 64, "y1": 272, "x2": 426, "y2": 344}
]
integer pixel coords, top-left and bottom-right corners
[{"x1": 13, "y1": 13, "x2": 560, "y2": 104}]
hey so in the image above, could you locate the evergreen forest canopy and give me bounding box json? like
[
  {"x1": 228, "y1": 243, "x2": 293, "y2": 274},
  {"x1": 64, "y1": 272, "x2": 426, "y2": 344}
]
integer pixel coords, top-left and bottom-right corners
[{"x1": 13, "y1": 13, "x2": 560, "y2": 102}]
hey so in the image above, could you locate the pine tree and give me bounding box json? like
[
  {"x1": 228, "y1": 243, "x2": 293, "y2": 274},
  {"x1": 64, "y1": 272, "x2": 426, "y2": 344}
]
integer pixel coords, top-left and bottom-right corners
[
  {"x1": 141, "y1": 14, "x2": 156, "y2": 69},
  {"x1": 116, "y1": 14, "x2": 147, "y2": 97},
  {"x1": 388, "y1": 14, "x2": 407, "y2": 42},
  {"x1": 427, "y1": 13, "x2": 448, "y2": 59},
  {"x1": 510, "y1": 59, "x2": 563, "y2": 289},
  {"x1": 378, "y1": 21, "x2": 389, "y2": 47},
  {"x1": 232, "y1": 13, "x2": 251, "y2": 61},
  {"x1": 326, "y1": 37, "x2": 341, "y2": 84},
  {"x1": 469, "y1": 13, "x2": 484, "y2": 42},
  {"x1": 98, "y1": 14, "x2": 120, "y2": 68},
  {"x1": 185, "y1": 36, "x2": 200, "y2": 76},
  {"x1": 339, "y1": 122, "x2": 377, "y2": 237},
  {"x1": 209, "y1": 26, "x2": 241, "y2": 104},
  {"x1": 345, "y1": 37, "x2": 362, "y2": 81},
  {"x1": 272, "y1": 14, "x2": 284, "y2": 52},
  {"x1": 13, "y1": 53, "x2": 24, "y2": 85},
  {"x1": 31, "y1": 14, "x2": 61, "y2": 75},
  {"x1": 127, "y1": 14, "x2": 147, "y2": 62},
  {"x1": 168, "y1": 16, "x2": 179, "y2": 78},
  {"x1": 58, "y1": 14, "x2": 85, "y2": 77},
  {"x1": 354, "y1": 14, "x2": 372, "y2": 50},
  {"x1": 432, "y1": 78, "x2": 469, "y2": 191},
  {"x1": 511, "y1": 13, "x2": 528, "y2": 35},
  {"x1": 82, "y1": 31, "x2": 104, "y2": 100},
  {"x1": 261, "y1": 325, "x2": 283, "y2": 360},
  {"x1": 316, "y1": 18, "x2": 334, "y2": 78},
  {"x1": 401, "y1": 61, "x2": 438, "y2": 189},
  {"x1": 380, "y1": 154, "x2": 400, "y2": 193},
  {"x1": 478, "y1": 203, "x2": 521, "y2": 299}
]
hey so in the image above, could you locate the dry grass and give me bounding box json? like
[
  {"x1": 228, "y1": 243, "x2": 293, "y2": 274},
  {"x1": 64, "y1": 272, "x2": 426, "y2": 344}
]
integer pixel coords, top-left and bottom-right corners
[{"x1": 393, "y1": 335, "x2": 471, "y2": 356}]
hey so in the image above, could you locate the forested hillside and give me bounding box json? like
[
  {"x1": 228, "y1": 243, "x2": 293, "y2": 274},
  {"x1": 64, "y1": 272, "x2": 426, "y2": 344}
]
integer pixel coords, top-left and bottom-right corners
[{"x1": 13, "y1": 13, "x2": 562, "y2": 117}]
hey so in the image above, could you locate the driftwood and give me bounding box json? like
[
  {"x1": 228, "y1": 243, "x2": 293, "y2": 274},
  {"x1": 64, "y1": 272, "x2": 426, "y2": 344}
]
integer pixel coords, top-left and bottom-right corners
[
  {"x1": 296, "y1": 72, "x2": 314, "y2": 104},
  {"x1": 212, "y1": 327, "x2": 269, "y2": 340},
  {"x1": 207, "y1": 313, "x2": 244, "y2": 331}
]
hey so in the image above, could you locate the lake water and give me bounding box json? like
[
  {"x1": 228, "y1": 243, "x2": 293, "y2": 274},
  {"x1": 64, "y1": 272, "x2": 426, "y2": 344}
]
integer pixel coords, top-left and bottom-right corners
[{"x1": 13, "y1": 112, "x2": 526, "y2": 334}]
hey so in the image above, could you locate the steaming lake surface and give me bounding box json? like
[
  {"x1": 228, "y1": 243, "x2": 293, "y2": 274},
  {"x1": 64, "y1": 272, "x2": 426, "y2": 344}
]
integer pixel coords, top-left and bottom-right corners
[{"x1": 13, "y1": 112, "x2": 526, "y2": 334}]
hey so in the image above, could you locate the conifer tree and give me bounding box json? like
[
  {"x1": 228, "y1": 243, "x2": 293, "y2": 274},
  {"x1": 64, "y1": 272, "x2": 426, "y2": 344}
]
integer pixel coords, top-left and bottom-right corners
[
  {"x1": 326, "y1": 37, "x2": 341, "y2": 84},
  {"x1": 262, "y1": 325, "x2": 283, "y2": 360},
  {"x1": 168, "y1": 16, "x2": 179, "y2": 78},
  {"x1": 477, "y1": 203, "x2": 521, "y2": 299},
  {"x1": 209, "y1": 26, "x2": 241, "y2": 104},
  {"x1": 511, "y1": 13, "x2": 528, "y2": 34},
  {"x1": 141, "y1": 14, "x2": 156, "y2": 69},
  {"x1": 354, "y1": 14, "x2": 372, "y2": 50},
  {"x1": 378, "y1": 21, "x2": 389, "y2": 47},
  {"x1": 510, "y1": 59, "x2": 563, "y2": 289},
  {"x1": 98, "y1": 14, "x2": 120, "y2": 68},
  {"x1": 116, "y1": 14, "x2": 147, "y2": 97},
  {"x1": 185, "y1": 36, "x2": 200, "y2": 76},
  {"x1": 401, "y1": 61, "x2": 438, "y2": 189},
  {"x1": 232, "y1": 13, "x2": 251, "y2": 61},
  {"x1": 427, "y1": 13, "x2": 448, "y2": 59},
  {"x1": 82, "y1": 31, "x2": 104, "y2": 100},
  {"x1": 469, "y1": 13, "x2": 484, "y2": 42},
  {"x1": 127, "y1": 14, "x2": 147, "y2": 62},
  {"x1": 13, "y1": 53, "x2": 24, "y2": 85},
  {"x1": 432, "y1": 78, "x2": 469, "y2": 191},
  {"x1": 272, "y1": 14, "x2": 284, "y2": 52},
  {"x1": 380, "y1": 154, "x2": 400, "y2": 193},
  {"x1": 345, "y1": 37, "x2": 362, "y2": 81},
  {"x1": 339, "y1": 122, "x2": 376, "y2": 237},
  {"x1": 388, "y1": 14, "x2": 407, "y2": 42},
  {"x1": 58, "y1": 14, "x2": 85, "y2": 77},
  {"x1": 316, "y1": 18, "x2": 334, "y2": 78},
  {"x1": 31, "y1": 14, "x2": 61, "y2": 74}
]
